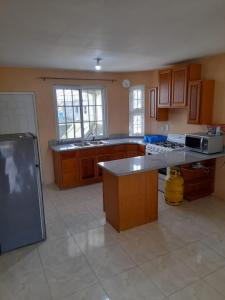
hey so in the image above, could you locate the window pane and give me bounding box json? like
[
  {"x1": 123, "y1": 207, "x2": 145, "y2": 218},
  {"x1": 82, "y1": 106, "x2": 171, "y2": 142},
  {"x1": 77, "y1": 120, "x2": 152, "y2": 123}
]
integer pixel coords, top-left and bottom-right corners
[
  {"x1": 73, "y1": 106, "x2": 80, "y2": 121},
  {"x1": 89, "y1": 106, "x2": 95, "y2": 121},
  {"x1": 65, "y1": 107, "x2": 74, "y2": 123},
  {"x1": 75, "y1": 123, "x2": 81, "y2": 138},
  {"x1": 89, "y1": 122, "x2": 97, "y2": 134},
  {"x1": 96, "y1": 121, "x2": 103, "y2": 135},
  {"x1": 72, "y1": 90, "x2": 80, "y2": 106},
  {"x1": 132, "y1": 115, "x2": 142, "y2": 135},
  {"x1": 59, "y1": 124, "x2": 67, "y2": 139},
  {"x1": 137, "y1": 90, "x2": 142, "y2": 99},
  {"x1": 64, "y1": 89, "x2": 72, "y2": 105},
  {"x1": 57, "y1": 107, "x2": 66, "y2": 123},
  {"x1": 83, "y1": 106, "x2": 89, "y2": 121},
  {"x1": 88, "y1": 92, "x2": 95, "y2": 105},
  {"x1": 133, "y1": 90, "x2": 138, "y2": 99},
  {"x1": 96, "y1": 106, "x2": 103, "y2": 121},
  {"x1": 82, "y1": 91, "x2": 88, "y2": 105},
  {"x1": 83, "y1": 122, "x2": 90, "y2": 136},
  {"x1": 96, "y1": 91, "x2": 102, "y2": 105},
  {"x1": 66, "y1": 123, "x2": 74, "y2": 138},
  {"x1": 137, "y1": 100, "x2": 142, "y2": 109},
  {"x1": 133, "y1": 100, "x2": 138, "y2": 109},
  {"x1": 56, "y1": 89, "x2": 64, "y2": 106}
]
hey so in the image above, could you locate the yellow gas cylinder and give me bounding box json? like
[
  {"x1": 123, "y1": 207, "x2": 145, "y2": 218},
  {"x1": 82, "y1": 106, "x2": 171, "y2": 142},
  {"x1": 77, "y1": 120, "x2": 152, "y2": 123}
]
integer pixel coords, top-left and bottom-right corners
[{"x1": 164, "y1": 167, "x2": 184, "y2": 206}]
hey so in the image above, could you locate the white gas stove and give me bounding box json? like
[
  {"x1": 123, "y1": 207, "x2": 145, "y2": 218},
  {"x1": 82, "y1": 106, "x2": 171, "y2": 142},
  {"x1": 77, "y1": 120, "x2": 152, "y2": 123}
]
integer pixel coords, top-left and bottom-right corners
[
  {"x1": 146, "y1": 134, "x2": 185, "y2": 193},
  {"x1": 145, "y1": 134, "x2": 185, "y2": 155}
]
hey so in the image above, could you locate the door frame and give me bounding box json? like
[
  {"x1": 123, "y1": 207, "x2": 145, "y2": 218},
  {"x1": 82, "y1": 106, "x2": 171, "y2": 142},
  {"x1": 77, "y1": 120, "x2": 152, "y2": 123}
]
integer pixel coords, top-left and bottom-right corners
[{"x1": 0, "y1": 92, "x2": 43, "y2": 180}]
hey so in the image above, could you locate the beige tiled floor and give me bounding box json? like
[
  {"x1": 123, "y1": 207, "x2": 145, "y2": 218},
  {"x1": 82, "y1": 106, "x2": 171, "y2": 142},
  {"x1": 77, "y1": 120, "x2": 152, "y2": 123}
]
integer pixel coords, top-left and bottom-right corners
[{"x1": 1, "y1": 183, "x2": 225, "y2": 299}]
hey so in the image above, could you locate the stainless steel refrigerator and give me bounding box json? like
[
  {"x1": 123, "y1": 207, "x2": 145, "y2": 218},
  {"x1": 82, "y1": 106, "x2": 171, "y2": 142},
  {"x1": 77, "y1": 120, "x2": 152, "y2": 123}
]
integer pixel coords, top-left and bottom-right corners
[{"x1": 0, "y1": 133, "x2": 46, "y2": 254}]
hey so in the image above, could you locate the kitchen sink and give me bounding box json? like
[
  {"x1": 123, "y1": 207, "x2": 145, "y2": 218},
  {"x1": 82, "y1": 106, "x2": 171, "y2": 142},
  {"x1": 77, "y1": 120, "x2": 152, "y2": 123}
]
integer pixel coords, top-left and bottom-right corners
[
  {"x1": 73, "y1": 140, "x2": 109, "y2": 147},
  {"x1": 73, "y1": 141, "x2": 91, "y2": 147},
  {"x1": 89, "y1": 140, "x2": 108, "y2": 145}
]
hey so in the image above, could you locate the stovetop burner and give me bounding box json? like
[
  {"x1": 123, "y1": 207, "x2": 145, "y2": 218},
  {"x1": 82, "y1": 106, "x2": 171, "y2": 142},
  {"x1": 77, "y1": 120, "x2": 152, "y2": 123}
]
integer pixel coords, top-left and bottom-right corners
[{"x1": 155, "y1": 141, "x2": 185, "y2": 149}]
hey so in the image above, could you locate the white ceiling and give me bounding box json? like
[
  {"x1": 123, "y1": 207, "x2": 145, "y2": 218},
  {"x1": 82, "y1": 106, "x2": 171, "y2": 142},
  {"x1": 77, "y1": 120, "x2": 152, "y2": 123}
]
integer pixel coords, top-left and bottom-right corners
[{"x1": 1, "y1": 0, "x2": 225, "y2": 71}]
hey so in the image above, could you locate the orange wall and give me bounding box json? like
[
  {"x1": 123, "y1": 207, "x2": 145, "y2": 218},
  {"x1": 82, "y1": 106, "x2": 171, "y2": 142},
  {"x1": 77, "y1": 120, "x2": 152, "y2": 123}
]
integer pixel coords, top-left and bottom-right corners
[
  {"x1": 1, "y1": 53, "x2": 225, "y2": 200},
  {"x1": 0, "y1": 68, "x2": 129, "y2": 183}
]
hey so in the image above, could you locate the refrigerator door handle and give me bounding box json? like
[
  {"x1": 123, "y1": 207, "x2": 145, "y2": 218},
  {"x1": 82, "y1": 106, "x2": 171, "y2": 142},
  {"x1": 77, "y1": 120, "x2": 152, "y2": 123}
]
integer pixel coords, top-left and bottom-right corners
[
  {"x1": 36, "y1": 165, "x2": 46, "y2": 239},
  {"x1": 33, "y1": 137, "x2": 40, "y2": 166}
]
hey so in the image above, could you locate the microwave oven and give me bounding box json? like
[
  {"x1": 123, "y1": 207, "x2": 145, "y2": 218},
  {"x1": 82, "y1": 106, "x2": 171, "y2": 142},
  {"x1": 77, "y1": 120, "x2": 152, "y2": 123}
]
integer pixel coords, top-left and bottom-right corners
[{"x1": 185, "y1": 133, "x2": 224, "y2": 154}]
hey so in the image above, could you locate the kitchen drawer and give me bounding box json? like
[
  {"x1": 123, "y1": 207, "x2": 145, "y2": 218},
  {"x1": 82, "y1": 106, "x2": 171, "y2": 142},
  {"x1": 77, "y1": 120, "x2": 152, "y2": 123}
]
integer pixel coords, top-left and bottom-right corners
[
  {"x1": 95, "y1": 145, "x2": 114, "y2": 155},
  {"x1": 126, "y1": 144, "x2": 138, "y2": 151},
  {"x1": 61, "y1": 151, "x2": 76, "y2": 160},
  {"x1": 77, "y1": 148, "x2": 96, "y2": 157},
  {"x1": 113, "y1": 145, "x2": 126, "y2": 152}
]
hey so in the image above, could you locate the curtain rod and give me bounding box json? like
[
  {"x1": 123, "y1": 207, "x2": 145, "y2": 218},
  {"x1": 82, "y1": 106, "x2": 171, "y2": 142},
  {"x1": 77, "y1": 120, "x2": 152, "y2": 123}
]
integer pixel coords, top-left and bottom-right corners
[{"x1": 38, "y1": 76, "x2": 117, "y2": 83}]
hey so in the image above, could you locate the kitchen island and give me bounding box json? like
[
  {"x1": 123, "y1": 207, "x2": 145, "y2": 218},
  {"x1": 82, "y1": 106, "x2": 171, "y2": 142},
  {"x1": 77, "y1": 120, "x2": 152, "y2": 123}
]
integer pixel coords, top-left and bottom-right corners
[{"x1": 98, "y1": 150, "x2": 225, "y2": 232}]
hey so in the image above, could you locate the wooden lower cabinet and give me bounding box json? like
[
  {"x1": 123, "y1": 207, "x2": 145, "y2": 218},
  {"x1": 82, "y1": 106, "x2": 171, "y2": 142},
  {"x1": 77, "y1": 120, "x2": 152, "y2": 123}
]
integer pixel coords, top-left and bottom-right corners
[
  {"x1": 79, "y1": 157, "x2": 96, "y2": 184},
  {"x1": 180, "y1": 159, "x2": 215, "y2": 201},
  {"x1": 53, "y1": 151, "x2": 80, "y2": 189},
  {"x1": 52, "y1": 143, "x2": 146, "y2": 189},
  {"x1": 126, "y1": 144, "x2": 138, "y2": 157},
  {"x1": 112, "y1": 152, "x2": 125, "y2": 160},
  {"x1": 97, "y1": 154, "x2": 113, "y2": 177}
]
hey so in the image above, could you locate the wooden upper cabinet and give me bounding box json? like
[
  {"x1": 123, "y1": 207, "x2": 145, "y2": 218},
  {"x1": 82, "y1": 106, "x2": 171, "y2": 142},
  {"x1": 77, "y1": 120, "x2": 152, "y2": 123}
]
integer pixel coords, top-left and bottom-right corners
[
  {"x1": 171, "y1": 66, "x2": 187, "y2": 107},
  {"x1": 187, "y1": 80, "x2": 201, "y2": 124},
  {"x1": 149, "y1": 87, "x2": 157, "y2": 118},
  {"x1": 158, "y1": 69, "x2": 171, "y2": 108},
  {"x1": 159, "y1": 64, "x2": 201, "y2": 109},
  {"x1": 149, "y1": 87, "x2": 168, "y2": 121},
  {"x1": 188, "y1": 80, "x2": 215, "y2": 125}
]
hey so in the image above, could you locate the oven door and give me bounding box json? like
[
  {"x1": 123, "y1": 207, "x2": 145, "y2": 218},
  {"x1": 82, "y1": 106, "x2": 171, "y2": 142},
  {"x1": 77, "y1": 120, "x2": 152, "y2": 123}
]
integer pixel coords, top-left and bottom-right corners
[
  {"x1": 158, "y1": 168, "x2": 167, "y2": 193},
  {"x1": 185, "y1": 135, "x2": 202, "y2": 151}
]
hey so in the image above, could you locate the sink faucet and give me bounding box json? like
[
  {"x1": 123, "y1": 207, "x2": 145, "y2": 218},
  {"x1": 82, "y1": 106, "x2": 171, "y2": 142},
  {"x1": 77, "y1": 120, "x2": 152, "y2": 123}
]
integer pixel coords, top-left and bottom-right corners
[{"x1": 85, "y1": 131, "x2": 95, "y2": 141}]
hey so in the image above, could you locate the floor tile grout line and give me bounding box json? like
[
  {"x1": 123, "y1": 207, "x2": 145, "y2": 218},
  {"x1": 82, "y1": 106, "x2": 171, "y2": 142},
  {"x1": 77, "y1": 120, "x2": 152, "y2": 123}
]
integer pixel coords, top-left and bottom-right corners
[
  {"x1": 169, "y1": 240, "x2": 225, "y2": 280},
  {"x1": 68, "y1": 229, "x2": 114, "y2": 299},
  {"x1": 36, "y1": 246, "x2": 55, "y2": 300},
  {"x1": 50, "y1": 187, "x2": 106, "y2": 237},
  {"x1": 201, "y1": 270, "x2": 225, "y2": 299},
  {"x1": 165, "y1": 275, "x2": 225, "y2": 299},
  {"x1": 201, "y1": 264, "x2": 225, "y2": 280},
  {"x1": 38, "y1": 235, "x2": 102, "y2": 300}
]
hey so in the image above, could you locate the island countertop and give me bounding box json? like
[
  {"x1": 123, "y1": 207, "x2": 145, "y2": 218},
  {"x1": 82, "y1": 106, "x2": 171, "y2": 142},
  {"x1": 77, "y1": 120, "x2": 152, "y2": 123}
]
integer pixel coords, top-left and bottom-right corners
[{"x1": 98, "y1": 149, "x2": 225, "y2": 176}]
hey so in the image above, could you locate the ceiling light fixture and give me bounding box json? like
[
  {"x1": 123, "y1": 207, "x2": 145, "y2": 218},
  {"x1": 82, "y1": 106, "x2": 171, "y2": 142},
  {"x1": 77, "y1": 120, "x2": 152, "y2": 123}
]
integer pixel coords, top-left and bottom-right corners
[{"x1": 95, "y1": 58, "x2": 102, "y2": 71}]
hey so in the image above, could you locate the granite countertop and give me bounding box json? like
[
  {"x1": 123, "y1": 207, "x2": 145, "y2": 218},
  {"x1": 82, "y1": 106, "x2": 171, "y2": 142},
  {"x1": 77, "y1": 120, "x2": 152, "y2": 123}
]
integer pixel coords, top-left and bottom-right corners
[
  {"x1": 50, "y1": 138, "x2": 146, "y2": 152},
  {"x1": 98, "y1": 149, "x2": 225, "y2": 176}
]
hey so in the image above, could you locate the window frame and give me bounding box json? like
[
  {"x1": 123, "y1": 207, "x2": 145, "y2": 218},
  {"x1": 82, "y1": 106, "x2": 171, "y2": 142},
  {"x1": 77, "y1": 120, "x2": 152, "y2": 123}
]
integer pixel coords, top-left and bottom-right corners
[
  {"x1": 53, "y1": 85, "x2": 108, "y2": 141},
  {"x1": 129, "y1": 85, "x2": 145, "y2": 136}
]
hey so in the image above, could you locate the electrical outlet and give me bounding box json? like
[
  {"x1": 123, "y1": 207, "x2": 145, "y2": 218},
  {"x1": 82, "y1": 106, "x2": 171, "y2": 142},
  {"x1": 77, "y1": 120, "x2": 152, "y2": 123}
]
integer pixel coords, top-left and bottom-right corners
[
  {"x1": 165, "y1": 124, "x2": 169, "y2": 131},
  {"x1": 160, "y1": 124, "x2": 169, "y2": 131}
]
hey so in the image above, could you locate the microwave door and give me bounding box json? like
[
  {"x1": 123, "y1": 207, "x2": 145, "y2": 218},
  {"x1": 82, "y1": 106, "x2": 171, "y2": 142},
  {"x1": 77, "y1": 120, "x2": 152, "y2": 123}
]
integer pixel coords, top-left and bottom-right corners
[{"x1": 186, "y1": 136, "x2": 202, "y2": 150}]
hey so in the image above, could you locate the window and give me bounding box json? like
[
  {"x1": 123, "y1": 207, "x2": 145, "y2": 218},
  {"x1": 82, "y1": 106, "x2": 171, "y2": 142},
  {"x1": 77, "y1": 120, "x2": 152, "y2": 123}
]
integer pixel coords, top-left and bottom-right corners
[
  {"x1": 129, "y1": 86, "x2": 145, "y2": 136},
  {"x1": 54, "y1": 87, "x2": 107, "y2": 140}
]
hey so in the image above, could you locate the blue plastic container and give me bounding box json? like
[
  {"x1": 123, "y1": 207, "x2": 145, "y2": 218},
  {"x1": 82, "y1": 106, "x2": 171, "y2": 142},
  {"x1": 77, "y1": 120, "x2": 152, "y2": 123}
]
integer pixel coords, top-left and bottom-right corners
[{"x1": 143, "y1": 135, "x2": 167, "y2": 143}]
